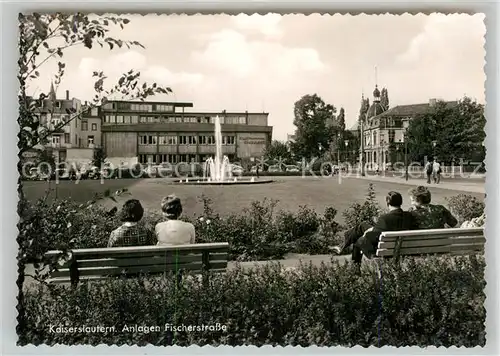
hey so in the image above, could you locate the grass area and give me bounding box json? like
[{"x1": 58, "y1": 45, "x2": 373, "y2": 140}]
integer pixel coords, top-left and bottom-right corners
[{"x1": 22, "y1": 176, "x2": 485, "y2": 224}]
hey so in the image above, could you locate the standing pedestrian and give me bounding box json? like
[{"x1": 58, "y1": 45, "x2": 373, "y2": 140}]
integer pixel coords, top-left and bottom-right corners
[
  {"x1": 432, "y1": 160, "x2": 441, "y2": 184},
  {"x1": 424, "y1": 158, "x2": 433, "y2": 184},
  {"x1": 256, "y1": 164, "x2": 260, "y2": 179}
]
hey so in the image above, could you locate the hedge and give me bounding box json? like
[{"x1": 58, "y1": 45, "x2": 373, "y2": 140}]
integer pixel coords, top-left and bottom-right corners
[{"x1": 19, "y1": 255, "x2": 486, "y2": 347}]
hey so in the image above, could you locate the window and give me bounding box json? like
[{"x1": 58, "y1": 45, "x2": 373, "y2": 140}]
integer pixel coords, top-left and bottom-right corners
[
  {"x1": 198, "y1": 136, "x2": 206, "y2": 145},
  {"x1": 224, "y1": 136, "x2": 235, "y2": 145},
  {"x1": 55, "y1": 101, "x2": 61, "y2": 108},
  {"x1": 130, "y1": 115, "x2": 138, "y2": 124},
  {"x1": 176, "y1": 117, "x2": 182, "y2": 123},
  {"x1": 188, "y1": 136, "x2": 197, "y2": 145},
  {"x1": 179, "y1": 136, "x2": 187, "y2": 145},
  {"x1": 102, "y1": 103, "x2": 113, "y2": 110},
  {"x1": 64, "y1": 133, "x2": 70, "y2": 144},
  {"x1": 388, "y1": 129, "x2": 396, "y2": 143},
  {"x1": 239, "y1": 117, "x2": 246, "y2": 124},
  {"x1": 131, "y1": 103, "x2": 152, "y2": 112},
  {"x1": 139, "y1": 116, "x2": 147, "y2": 123},
  {"x1": 123, "y1": 115, "x2": 130, "y2": 124},
  {"x1": 117, "y1": 102, "x2": 130, "y2": 110},
  {"x1": 104, "y1": 115, "x2": 115, "y2": 124},
  {"x1": 51, "y1": 136, "x2": 60, "y2": 144},
  {"x1": 88, "y1": 136, "x2": 94, "y2": 145},
  {"x1": 116, "y1": 115, "x2": 124, "y2": 124},
  {"x1": 91, "y1": 107, "x2": 98, "y2": 116},
  {"x1": 159, "y1": 135, "x2": 177, "y2": 145},
  {"x1": 156, "y1": 104, "x2": 174, "y2": 112},
  {"x1": 91, "y1": 123, "x2": 97, "y2": 131},
  {"x1": 82, "y1": 121, "x2": 88, "y2": 131}
]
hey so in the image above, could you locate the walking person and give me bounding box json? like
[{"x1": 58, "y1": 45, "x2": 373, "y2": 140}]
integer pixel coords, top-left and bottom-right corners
[
  {"x1": 424, "y1": 158, "x2": 433, "y2": 184},
  {"x1": 256, "y1": 164, "x2": 260, "y2": 179},
  {"x1": 432, "y1": 160, "x2": 441, "y2": 184}
]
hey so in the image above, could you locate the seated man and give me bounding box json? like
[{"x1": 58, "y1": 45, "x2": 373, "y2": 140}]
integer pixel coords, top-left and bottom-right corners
[
  {"x1": 108, "y1": 199, "x2": 156, "y2": 247},
  {"x1": 332, "y1": 191, "x2": 419, "y2": 263}
]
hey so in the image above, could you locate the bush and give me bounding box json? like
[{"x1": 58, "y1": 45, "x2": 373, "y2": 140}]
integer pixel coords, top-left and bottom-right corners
[
  {"x1": 19, "y1": 192, "x2": 342, "y2": 263},
  {"x1": 446, "y1": 194, "x2": 485, "y2": 225},
  {"x1": 190, "y1": 195, "x2": 342, "y2": 260},
  {"x1": 20, "y1": 255, "x2": 486, "y2": 347},
  {"x1": 342, "y1": 183, "x2": 382, "y2": 230}
]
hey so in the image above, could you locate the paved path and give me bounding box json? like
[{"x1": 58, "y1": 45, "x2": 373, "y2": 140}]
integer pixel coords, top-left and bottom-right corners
[{"x1": 348, "y1": 174, "x2": 485, "y2": 194}]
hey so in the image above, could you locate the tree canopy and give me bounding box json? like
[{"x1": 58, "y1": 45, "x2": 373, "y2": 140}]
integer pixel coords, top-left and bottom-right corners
[
  {"x1": 18, "y1": 13, "x2": 172, "y2": 154},
  {"x1": 290, "y1": 94, "x2": 338, "y2": 159},
  {"x1": 263, "y1": 140, "x2": 293, "y2": 165},
  {"x1": 407, "y1": 97, "x2": 485, "y2": 164}
]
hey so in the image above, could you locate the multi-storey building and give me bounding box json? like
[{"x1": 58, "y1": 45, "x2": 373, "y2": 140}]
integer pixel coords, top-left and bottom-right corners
[
  {"x1": 34, "y1": 84, "x2": 97, "y2": 165},
  {"x1": 100, "y1": 100, "x2": 273, "y2": 166},
  {"x1": 361, "y1": 85, "x2": 457, "y2": 169}
]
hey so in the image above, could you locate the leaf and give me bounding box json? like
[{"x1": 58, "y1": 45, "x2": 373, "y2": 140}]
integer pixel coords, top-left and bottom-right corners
[{"x1": 123, "y1": 18, "x2": 130, "y2": 24}]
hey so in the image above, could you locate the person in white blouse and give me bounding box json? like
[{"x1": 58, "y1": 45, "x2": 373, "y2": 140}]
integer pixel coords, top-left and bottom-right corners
[{"x1": 155, "y1": 195, "x2": 195, "y2": 246}]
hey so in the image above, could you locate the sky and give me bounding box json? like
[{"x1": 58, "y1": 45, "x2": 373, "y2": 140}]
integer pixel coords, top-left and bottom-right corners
[{"x1": 28, "y1": 13, "x2": 486, "y2": 141}]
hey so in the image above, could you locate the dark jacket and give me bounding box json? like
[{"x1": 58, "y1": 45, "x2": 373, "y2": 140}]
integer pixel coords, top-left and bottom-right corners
[{"x1": 355, "y1": 208, "x2": 419, "y2": 258}]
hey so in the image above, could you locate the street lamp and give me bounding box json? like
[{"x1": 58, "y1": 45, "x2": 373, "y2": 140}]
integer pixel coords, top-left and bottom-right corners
[
  {"x1": 402, "y1": 119, "x2": 410, "y2": 181},
  {"x1": 344, "y1": 139, "x2": 349, "y2": 163},
  {"x1": 431, "y1": 140, "x2": 437, "y2": 159}
]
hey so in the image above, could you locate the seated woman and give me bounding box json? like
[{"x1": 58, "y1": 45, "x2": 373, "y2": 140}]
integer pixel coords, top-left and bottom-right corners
[
  {"x1": 108, "y1": 199, "x2": 156, "y2": 247},
  {"x1": 156, "y1": 195, "x2": 196, "y2": 246},
  {"x1": 408, "y1": 186, "x2": 458, "y2": 229}
]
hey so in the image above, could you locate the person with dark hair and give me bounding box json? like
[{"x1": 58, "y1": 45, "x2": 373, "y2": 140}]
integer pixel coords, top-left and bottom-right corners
[
  {"x1": 155, "y1": 194, "x2": 196, "y2": 245},
  {"x1": 331, "y1": 191, "x2": 419, "y2": 264},
  {"x1": 424, "y1": 157, "x2": 434, "y2": 184},
  {"x1": 408, "y1": 186, "x2": 458, "y2": 229},
  {"x1": 107, "y1": 199, "x2": 155, "y2": 247}
]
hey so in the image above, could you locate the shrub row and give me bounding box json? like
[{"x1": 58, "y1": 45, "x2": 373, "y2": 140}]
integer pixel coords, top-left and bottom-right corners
[
  {"x1": 18, "y1": 184, "x2": 484, "y2": 264},
  {"x1": 19, "y1": 255, "x2": 486, "y2": 347},
  {"x1": 19, "y1": 193, "x2": 343, "y2": 263}
]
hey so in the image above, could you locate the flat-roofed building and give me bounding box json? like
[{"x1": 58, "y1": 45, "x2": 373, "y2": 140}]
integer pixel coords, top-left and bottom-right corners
[{"x1": 100, "y1": 100, "x2": 273, "y2": 166}]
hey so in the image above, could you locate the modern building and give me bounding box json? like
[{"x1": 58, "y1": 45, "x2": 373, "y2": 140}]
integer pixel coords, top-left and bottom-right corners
[
  {"x1": 100, "y1": 100, "x2": 273, "y2": 166},
  {"x1": 361, "y1": 85, "x2": 457, "y2": 169}
]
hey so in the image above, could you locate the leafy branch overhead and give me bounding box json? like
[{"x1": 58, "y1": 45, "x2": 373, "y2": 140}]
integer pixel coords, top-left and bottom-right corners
[{"x1": 18, "y1": 12, "x2": 173, "y2": 153}]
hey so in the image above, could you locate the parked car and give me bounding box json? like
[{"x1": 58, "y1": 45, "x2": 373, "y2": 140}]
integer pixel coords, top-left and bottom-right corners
[
  {"x1": 268, "y1": 165, "x2": 282, "y2": 173},
  {"x1": 231, "y1": 164, "x2": 244, "y2": 175},
  {"x1": 155, "y1": 163, "x2": 174, "y2": 177},
  {"x1": 285, "y1": 165, "x2": 300, "y2": 173}
]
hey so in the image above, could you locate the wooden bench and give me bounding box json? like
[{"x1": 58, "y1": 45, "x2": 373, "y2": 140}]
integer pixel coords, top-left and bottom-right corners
[
  {"x1": 376, "y1": 227, "x2": 485, "y2": 263},
  {"x1": 43, "y1": 242, "x2": 229, "y2": 286}
]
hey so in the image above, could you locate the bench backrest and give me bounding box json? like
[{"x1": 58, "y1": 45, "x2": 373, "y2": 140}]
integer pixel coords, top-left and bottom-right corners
[
  {"x1": 44, "y1": 242, "x2": 229, "y2": 284},
  {"x1": 376, "y1": 227, "x2": 485, "y2": 262}
]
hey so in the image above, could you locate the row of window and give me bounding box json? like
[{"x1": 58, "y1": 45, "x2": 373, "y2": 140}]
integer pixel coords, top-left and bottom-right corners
[
  {"x1": 138, "y1": 135, "x2": 236, "y2": 146},
  {"x1": 81, "y1": 121, "x2": 98, "y2": 131},
  {"x1": 102, "y1": 102, "x2": 174, "y2": 113},
  {"x1": 138, "y1": 154, "x2": 237, "y2": 164},
  {"x1": 103, "y1": 115, "x2": 247, "y2": 125},
  {"x1": 50, "y1": 135, "x2": 94, "y2": 146},
  {"x1": 364, "y1": 129, "x2": 397, "y2": 146}
]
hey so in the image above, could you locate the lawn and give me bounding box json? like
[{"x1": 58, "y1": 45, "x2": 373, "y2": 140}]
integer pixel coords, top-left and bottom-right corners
[{"x1": 22, "y1": 176, "x2": 485, "y2": 224}]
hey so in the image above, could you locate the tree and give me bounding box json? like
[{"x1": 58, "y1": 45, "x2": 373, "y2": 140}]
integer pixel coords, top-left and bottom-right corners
[
  {"x1": 18, "y1": 13, "x2": 172, "y2": 155},
  {"x1": 380, "y1": 87, "x2": 389, "y2": 111},
  {"x1": 263, "y1": 140, "x2": 293, "y2": 166},
  {"x1": 407, "y1": 97, "x2": 485, "y2": 164},
  {"x1": 290, "y1": 94, "x2": 337, "y2": 160},
  {"x1": 17, "y1": 12, "x2": 173, "y2": 340}
]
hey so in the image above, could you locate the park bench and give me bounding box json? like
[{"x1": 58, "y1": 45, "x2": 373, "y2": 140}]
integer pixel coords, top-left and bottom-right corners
[
  {"x1": 375, "y1": 227, "x2": 485, "y2": 263},
  {"x1": 43, "y1": 242, "x2": 229, "y2": 287}
]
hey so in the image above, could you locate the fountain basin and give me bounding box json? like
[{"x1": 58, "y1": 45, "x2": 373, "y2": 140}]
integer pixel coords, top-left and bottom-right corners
[{"x1": 174, "y1": 177, "x2": 274, "y2": 185}]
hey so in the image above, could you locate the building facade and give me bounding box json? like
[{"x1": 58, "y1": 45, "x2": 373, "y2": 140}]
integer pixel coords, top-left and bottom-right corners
[
  {"x1": 361, "y1": 86, "x2": 456, "y2": 169},
  {"x1": 33, "y1": 85, "x2": 97, "y2": 166},
  {"x1": 100, "y1": 100, "x2": 272, "y2": 166}
]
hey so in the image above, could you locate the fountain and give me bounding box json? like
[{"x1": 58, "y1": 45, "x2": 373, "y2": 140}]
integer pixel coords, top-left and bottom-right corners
[{"x1": 175, "y1": 115, "x2": 273, "y2": 185}]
